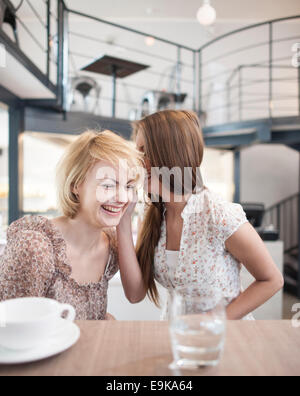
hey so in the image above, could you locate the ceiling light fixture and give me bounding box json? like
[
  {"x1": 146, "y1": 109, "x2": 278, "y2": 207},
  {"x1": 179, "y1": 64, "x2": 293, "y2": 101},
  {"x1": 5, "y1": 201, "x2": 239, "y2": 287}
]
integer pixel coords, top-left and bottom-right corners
[
  {"x1": 145, "y1": 36, "x2": 155, "y2": 47},
  {"x1": 197, "y1": 0, "x2": 217, "y2": 26},
  {"x1": 146, "y1": 7, "x2": 153, "y2": 15}
]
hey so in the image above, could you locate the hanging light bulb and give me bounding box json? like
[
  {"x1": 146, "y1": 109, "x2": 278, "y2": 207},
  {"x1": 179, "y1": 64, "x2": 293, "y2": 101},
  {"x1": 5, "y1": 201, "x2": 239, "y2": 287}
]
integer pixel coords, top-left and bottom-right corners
[
  {"x1": 145, "y1": 36, "x2": 155, "y2": 46},
  {"x1": 197, "y1": 0, "x2": 217, "y2": 26}
]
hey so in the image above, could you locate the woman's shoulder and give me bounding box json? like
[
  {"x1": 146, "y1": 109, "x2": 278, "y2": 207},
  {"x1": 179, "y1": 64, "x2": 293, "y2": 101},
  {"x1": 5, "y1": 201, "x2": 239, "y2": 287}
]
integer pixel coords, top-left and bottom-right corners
[
  {"x1": 203, "y1": 189, "x2": 246, "y2": 221},
  {"x1": 7, "y1": 216, "x2": 65, "y2": 249},
  {"x1": 183, "y1": 186, "x2": 222, "y2": 217},
  {"x1": 0, "y1": 217, "x2": 58, "y2": 299},
  {"x1": 198, "y1": 188, "x2": 248, "y2": 239},
  {"x1": 185, "y1": 187, "x2": 247, "y2": 224},
  {"x1": 198, "y1": 186, "x2": 229, "y2": 205},
  {"x1": 4, "y1": 216, "x2": 71, "y2": 274}
]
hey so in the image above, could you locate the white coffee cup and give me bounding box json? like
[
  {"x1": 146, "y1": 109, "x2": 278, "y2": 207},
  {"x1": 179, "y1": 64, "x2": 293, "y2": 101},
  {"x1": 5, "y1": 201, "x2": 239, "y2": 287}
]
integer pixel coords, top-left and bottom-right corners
[{"x1": 0, "y1": 297, "x2": 76, "y2": 350}]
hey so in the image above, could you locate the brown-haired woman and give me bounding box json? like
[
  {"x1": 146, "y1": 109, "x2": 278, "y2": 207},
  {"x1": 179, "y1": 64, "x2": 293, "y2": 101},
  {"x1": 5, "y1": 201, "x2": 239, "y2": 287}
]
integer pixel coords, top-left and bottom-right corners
[{"x1": 118, "y1": 110, "x2": 284, "y2": 320}]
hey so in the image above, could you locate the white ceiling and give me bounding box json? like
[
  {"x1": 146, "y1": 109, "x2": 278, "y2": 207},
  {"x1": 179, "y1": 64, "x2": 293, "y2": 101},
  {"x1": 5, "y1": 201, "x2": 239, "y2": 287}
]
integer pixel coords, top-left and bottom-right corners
[
  {"x1": 7, "y1": 0, "x2": 299, "y2": 50},
  {"x1": 12, "y1": 0, "x2": 300, "y2": 22},
  {"x1": 67, "y1": 0, "x2": 300, "y2": 22},
  {"x1": 11, "y1": 0, "x2": 300, "y2": 49},
  {"x1": 65, "y1": 0, "x2": 300, "y2": 21}
]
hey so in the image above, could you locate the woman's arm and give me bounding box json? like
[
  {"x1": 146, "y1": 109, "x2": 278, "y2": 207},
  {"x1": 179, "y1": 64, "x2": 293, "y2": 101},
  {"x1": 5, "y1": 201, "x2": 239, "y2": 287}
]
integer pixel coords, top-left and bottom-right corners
[
  {"x1": 0, "y1": 230, "x2": 55, "y2": 300},
  {"x1": 225, "y1": 222, "x2": 284, "y2": 320},
  {"x1": 117, "y1": 202, "x2": 147, "y2": 304}
]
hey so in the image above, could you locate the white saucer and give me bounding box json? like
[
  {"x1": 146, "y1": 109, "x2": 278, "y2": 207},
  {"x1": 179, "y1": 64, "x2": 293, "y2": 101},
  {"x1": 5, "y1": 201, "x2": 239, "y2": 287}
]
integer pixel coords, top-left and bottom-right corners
[{"x1": 0, "y1": 321, "x2": 80, "y2": 365}]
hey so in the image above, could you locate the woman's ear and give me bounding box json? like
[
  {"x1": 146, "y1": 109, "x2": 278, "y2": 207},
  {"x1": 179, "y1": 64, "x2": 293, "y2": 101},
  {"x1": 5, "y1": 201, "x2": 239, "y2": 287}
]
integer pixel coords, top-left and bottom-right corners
[{"x1": 71, "y1": 184, "x2": 80, "y2": 200}]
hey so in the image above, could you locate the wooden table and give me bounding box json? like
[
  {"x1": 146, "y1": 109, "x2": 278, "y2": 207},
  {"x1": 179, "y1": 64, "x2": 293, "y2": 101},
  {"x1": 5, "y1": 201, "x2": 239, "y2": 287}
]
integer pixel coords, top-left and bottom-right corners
[{"x1": 0, "y1": 321, "x2": 300, "y2": 376}]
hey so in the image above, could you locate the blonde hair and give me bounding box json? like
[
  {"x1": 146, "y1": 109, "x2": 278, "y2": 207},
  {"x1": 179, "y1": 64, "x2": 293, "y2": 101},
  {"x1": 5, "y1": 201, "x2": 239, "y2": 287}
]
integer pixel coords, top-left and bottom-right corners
[
  {"x1": 133, "y1": 110, "x2": 205, "y2": 306},
  {"x1": 56, "y1": 129, "x2": 143, "y2": 218}
]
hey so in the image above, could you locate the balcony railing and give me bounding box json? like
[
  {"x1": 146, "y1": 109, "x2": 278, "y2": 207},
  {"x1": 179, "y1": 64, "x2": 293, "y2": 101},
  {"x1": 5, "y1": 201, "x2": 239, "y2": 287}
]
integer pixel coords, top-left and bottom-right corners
[
  {"x1": 198, "y1": 15, "x2": 300, "y2": 126},
  {"x1": 0, "y1": 1, "x2": 299, "y2": 124}
]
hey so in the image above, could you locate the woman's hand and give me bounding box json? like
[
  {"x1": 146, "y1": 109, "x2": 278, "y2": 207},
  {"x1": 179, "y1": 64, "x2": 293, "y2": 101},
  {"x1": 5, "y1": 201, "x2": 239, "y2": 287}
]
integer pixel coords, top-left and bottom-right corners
[
  {"x1": 116, "y1": 188, "x2": 147, "y2": 304},
  {"x1": 105, "y1": 313, "x2": 116, "y2": 321},
  {"x1": 117, "y1": 190, "x2": 138, "y2": 230}
]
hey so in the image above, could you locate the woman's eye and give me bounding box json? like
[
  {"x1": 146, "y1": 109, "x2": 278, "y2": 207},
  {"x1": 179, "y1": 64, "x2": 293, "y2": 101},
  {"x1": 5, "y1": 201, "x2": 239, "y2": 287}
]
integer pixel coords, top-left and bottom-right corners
[
  {"x1": 103, "y1": 185, "x2": 115, "y2": 189},
  {"x1": 127, "y1": 185, "x2": 135, "y2": 190}
]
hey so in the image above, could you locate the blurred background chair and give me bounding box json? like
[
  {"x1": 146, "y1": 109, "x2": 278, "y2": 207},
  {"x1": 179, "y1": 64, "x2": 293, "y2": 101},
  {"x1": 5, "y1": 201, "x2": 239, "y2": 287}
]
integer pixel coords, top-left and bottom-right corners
[
  {"x1": 67, "y1": 76, "x2": 101, "y2": 114},
  {"x1": 139, "y1": 90, "x2": 187, "y2": 118}
]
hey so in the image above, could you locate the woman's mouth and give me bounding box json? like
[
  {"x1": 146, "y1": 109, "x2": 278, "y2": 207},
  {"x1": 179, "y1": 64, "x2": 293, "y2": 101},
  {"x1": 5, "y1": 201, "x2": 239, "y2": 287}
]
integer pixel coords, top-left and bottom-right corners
[{"x1": 101, "y1": 205, "x2": 124, "y2": 216}]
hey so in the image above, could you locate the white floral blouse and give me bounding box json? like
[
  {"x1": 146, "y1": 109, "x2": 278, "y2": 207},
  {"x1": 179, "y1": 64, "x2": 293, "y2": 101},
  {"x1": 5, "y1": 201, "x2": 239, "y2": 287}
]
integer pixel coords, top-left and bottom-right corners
[{"x1": 154, "y1": 186, "x2": 255, "y2": 320}]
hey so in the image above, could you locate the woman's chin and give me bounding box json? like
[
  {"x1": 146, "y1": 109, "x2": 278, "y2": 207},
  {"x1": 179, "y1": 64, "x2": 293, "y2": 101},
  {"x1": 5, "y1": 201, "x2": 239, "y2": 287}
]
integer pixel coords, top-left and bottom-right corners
[{"x1": 97, "y1": 206, "x2": 124, "y2": 227}]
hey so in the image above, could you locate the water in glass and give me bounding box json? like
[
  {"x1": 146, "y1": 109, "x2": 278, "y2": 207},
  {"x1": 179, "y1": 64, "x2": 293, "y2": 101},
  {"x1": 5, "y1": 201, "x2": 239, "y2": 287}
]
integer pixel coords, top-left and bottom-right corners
[{"x1": 169, "y1": 289, "x2": 226, "y2": 369}]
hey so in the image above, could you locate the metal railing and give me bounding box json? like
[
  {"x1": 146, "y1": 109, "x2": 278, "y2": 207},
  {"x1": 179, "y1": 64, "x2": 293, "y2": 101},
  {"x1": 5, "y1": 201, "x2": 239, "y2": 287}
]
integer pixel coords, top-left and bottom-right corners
[
  {"x1": 198, "y1": 15, "x2": 300, "y2": 126},
  {"x1": 0, "y1": 2, "x2": 299, "y2": 122},
  {"x1": 264, "y1": 193, "x2": 300, "y2": 296},
  {"x1": 0, "y1": 0, "x2": 68, "y2": 103},
  {"x1": 64, "y1": 6, "x2": 197, "y2": 119},
  {"x1": 64, "y1": 9, "x2": 300, "y2": 121}
]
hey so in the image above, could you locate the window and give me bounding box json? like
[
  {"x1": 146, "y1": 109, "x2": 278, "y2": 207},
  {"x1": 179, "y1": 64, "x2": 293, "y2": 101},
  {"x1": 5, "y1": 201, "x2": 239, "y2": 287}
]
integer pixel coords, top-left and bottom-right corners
[
  {"x1": 23, "y1": 132, "x2": 76, "y2": 218},
  {"x1": 202, "y1": 148, "x2": 235, "y2": 201}
]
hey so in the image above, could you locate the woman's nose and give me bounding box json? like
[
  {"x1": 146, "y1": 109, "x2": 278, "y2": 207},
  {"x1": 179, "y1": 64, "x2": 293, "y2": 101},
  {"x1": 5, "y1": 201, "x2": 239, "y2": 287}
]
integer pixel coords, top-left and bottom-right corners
[{"x1": 116, "y1": 186, "x2": 129, "y2": 203}]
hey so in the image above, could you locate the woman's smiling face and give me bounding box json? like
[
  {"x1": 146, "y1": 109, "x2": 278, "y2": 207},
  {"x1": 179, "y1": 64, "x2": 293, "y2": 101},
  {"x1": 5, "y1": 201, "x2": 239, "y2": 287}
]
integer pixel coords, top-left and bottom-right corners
[{"x1": 75, "y1": 160, "x2": 136, "y2": 228}]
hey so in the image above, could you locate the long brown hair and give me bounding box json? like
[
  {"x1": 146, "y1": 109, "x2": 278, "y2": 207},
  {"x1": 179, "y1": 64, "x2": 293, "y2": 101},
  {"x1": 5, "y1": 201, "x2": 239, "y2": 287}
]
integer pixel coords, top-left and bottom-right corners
[{"x1": 133, "y1": 110, "x2": 205, "y2": 306}]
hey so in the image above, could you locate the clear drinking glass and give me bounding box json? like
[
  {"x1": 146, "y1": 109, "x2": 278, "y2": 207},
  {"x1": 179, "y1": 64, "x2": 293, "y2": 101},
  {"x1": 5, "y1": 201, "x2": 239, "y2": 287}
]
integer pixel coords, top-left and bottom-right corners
[{"x1": 169, "y1": 288, "x2": 226, "y2": 369}]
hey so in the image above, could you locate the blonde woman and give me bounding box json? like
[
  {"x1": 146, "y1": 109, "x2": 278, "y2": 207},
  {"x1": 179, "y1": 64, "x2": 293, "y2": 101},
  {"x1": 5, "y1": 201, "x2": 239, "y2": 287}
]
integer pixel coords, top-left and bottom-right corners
[
  {"x1": 0, "y1": 130, "x2": 145, "y2": 320},
  {"x1": 118, "y1": 110, "x2": 284, "y2": 320}
]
